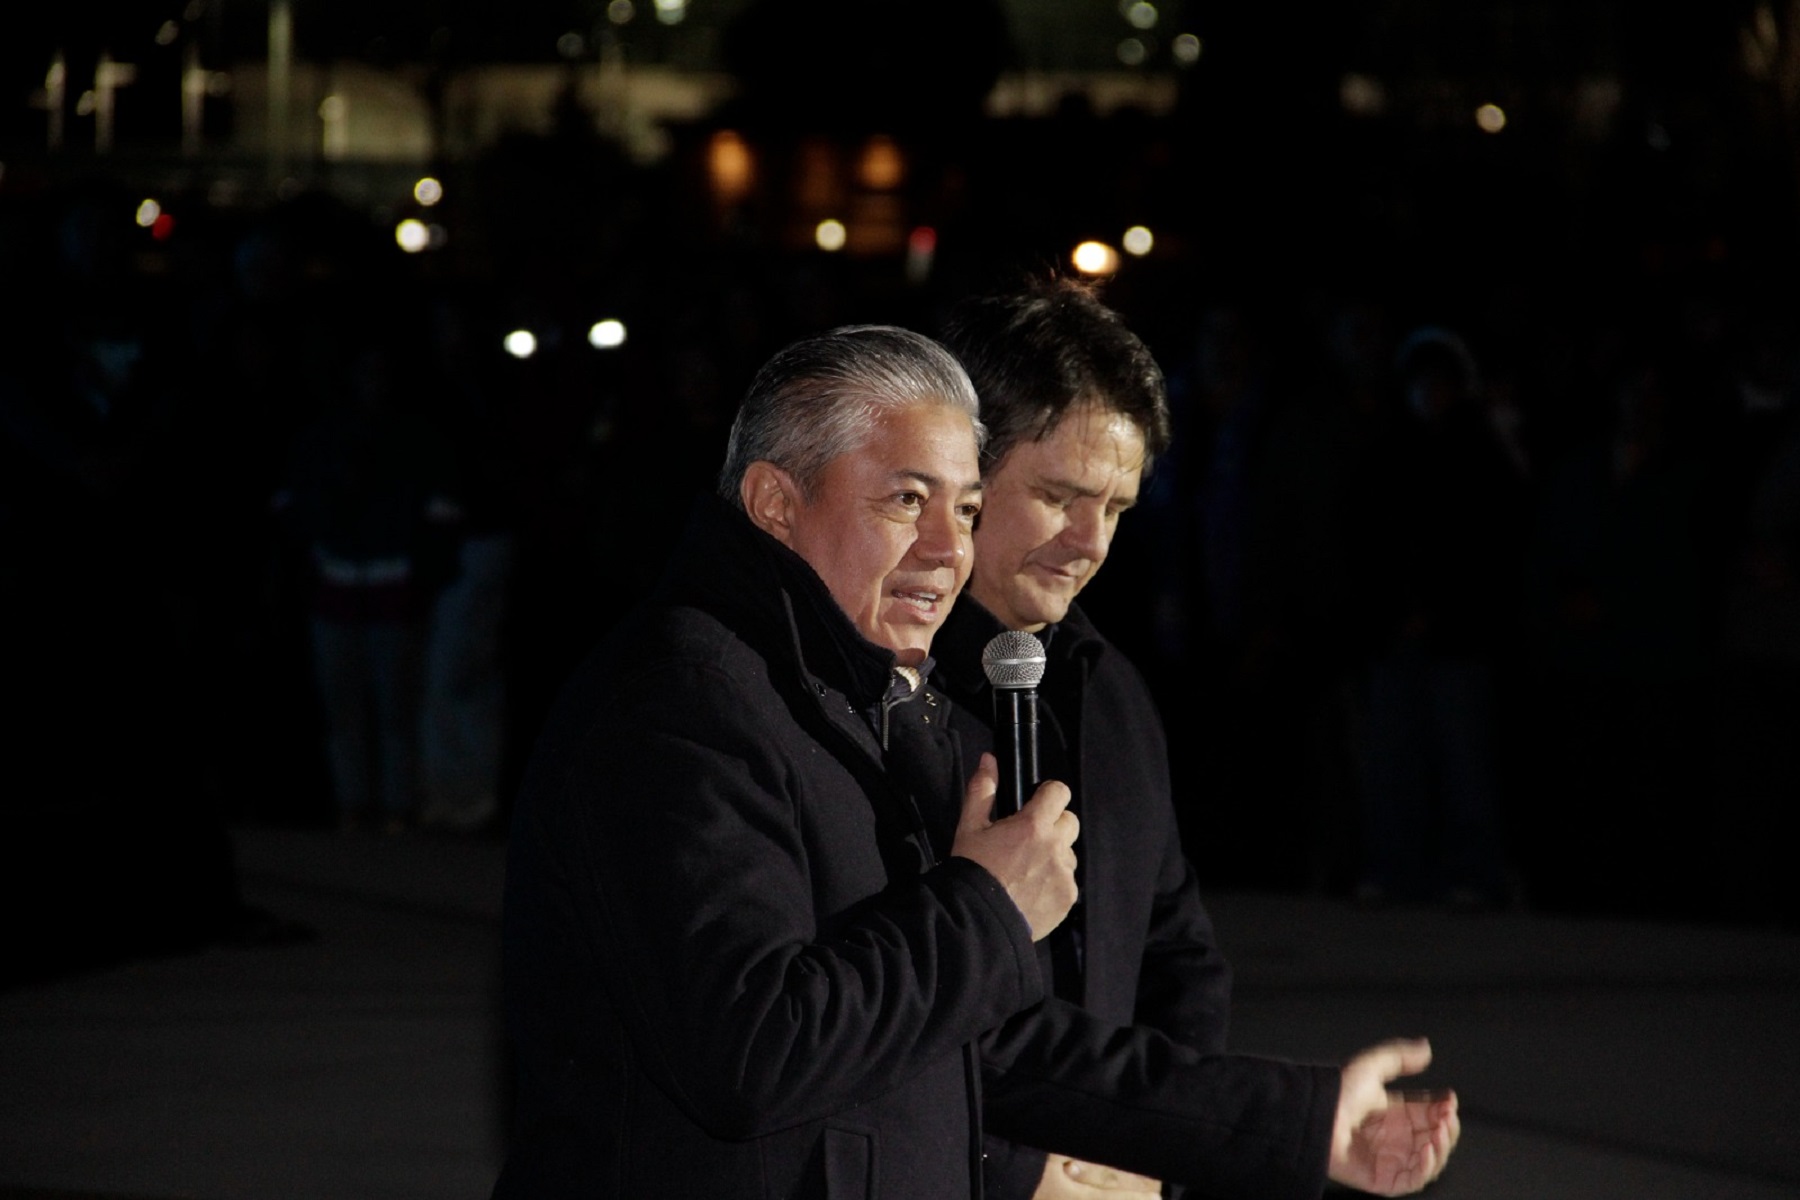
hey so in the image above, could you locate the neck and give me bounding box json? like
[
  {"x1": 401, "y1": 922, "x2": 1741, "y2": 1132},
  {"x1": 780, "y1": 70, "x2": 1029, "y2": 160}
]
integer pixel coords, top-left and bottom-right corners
[{"x1": 966, "y1": 587, "x2": 1045, "y2": 634}]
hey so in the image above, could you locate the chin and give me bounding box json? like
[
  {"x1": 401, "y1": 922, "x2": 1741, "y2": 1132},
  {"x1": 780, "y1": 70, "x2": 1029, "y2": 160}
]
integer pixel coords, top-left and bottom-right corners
[
  {"x1": 893, "y1": 649, "x2": 928, "y2": 667},
  {"x1": 1022, "y1": 598, "x2": 1072, "y2": 628}
]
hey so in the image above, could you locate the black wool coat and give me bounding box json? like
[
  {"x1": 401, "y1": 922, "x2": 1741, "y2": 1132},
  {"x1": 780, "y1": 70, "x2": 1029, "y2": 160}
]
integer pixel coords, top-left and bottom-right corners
[
  {"x1": 932, "y1": 596, "x2": 1234, "y2": 1200},
  {"x1": 493, "y1": 497, "x2": 1338, "y2": 1200}
]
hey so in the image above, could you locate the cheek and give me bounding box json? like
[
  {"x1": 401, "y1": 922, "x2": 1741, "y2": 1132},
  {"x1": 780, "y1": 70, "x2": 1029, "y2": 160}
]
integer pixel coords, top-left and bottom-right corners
[
  {"x1": 1028, "y1": 522, "x2": 1070, "y2": 565},
  {"x1": 989, "y1": 512, "x2": 1039, "y2": 560}
]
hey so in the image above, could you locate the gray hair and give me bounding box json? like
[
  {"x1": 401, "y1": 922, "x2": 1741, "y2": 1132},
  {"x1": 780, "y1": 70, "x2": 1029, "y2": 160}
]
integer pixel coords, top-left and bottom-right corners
[{"x1": 717, "y1": 324, "x2": 986, "y2": 507}]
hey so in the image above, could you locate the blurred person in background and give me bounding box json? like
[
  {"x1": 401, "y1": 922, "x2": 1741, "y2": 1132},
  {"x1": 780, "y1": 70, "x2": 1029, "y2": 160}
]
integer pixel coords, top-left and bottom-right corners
[
  {"x1": 273, "y1": 323, "x2": 463, "y2": 834},
  {"x1": 1348, "y1": 326, "x2": 1531, "y2": 912}
]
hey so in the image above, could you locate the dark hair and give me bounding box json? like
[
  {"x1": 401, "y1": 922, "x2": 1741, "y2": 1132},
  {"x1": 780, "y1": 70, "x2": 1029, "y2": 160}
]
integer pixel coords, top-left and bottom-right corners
[
  {"x1": 717, "y1": 324, "x2": 985, "y2": 507},
  {"x1": 938, "y1": 274, "x2": 1172, "y2": 473}
]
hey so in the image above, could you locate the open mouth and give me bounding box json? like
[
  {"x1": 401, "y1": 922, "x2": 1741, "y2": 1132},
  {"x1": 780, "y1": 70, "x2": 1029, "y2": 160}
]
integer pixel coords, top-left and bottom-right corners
[{"x1": 891, "y1": 588, "x2": 943, "y2": 614}]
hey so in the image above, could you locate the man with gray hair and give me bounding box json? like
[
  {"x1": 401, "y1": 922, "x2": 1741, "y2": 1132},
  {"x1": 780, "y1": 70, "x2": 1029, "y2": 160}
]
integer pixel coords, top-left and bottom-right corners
[{"x1": 492, "y1": 325, "x2": 1456, "y2": 1200}]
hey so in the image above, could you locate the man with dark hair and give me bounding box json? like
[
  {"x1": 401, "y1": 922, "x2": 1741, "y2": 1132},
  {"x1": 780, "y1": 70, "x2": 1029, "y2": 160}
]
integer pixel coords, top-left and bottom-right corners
[
  {"x1": 937, "y1": 276, "x2": 1425, "y2": 1200},
  {"x1": 493, "y1": 323, "x2": 1458, "y2": 1200}
]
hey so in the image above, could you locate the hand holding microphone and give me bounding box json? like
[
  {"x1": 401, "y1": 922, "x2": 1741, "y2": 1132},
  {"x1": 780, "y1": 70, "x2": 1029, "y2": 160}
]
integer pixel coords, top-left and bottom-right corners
[
  {"x1": 951, "y1": 754, "x2": 1079, "y2": 941},
  {"x1": 949, "y1": 632, "x2": 1077, "y2": 941}
]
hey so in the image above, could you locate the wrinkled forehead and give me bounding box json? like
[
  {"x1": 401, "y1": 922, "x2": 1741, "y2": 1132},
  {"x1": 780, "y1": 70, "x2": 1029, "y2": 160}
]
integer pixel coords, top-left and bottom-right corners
[{"x1": 1000, "y1": 401, "x2": 1150, "y2": 470}]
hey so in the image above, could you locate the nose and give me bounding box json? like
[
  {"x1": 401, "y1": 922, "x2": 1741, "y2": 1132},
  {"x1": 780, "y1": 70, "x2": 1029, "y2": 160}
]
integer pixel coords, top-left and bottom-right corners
[
  {"x1": 1064, "y1": 502, "x2": 1111, "y2": 563},
  {"x1": 912, "y1": 502, "x2": 968, "y2": 568}
]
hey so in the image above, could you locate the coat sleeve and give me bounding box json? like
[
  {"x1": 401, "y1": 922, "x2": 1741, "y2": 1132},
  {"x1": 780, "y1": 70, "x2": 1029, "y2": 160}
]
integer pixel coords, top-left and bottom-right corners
[
  {"x1": 1135, "y1": 830, "x2": 1233, "y2": 1054},
  {"x1": 530, "y1": 650, "x2": 1045, "y2": 1140},
  {"x1": 1101, "y1": 662, "x2": 1233, "y2": 1055},
  {"x1": 978, "y1": 997, "x2": 1338, "y2": 1200}
]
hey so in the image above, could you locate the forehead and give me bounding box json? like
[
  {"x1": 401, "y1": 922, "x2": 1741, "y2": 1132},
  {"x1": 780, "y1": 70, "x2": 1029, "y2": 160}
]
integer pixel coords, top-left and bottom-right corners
[
  {"x1": 1011, "y1": 405, "x2": 1147, "y2": 475},
  {"x1": 836, "y1": 401, "x2": 981, "y2": 478}
]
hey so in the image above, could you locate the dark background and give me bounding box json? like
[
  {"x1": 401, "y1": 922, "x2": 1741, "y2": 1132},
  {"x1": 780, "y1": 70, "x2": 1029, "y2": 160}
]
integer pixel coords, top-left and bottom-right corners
[{"x1": 5, "y1": 0, "x2": 1800, "y2": 982}]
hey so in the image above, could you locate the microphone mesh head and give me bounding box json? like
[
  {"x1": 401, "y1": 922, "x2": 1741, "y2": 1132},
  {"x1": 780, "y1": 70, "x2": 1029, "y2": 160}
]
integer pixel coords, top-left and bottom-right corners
[{"x1": 981, "y1": 630, "x2": 1047, "y2": 689}]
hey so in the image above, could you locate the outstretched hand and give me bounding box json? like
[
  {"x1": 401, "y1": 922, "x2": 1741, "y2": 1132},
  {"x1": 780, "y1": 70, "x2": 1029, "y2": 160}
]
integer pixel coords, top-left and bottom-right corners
[{"x1": 1328, "y1": 1039, "x2": 1460, "y2": 1195}]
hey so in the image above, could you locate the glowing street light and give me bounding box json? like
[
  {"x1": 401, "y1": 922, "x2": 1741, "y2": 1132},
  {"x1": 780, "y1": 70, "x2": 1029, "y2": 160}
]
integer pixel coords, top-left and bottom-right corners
[
  {"x1": 395, "y1": 218, "x2": 430, "y2": 253},
  {"x1": 1072, "y1": 241, "x2": 1120, "y2": 276}
]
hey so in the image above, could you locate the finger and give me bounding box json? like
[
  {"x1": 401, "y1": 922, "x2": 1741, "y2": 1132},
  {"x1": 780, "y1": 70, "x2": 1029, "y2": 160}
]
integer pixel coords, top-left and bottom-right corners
[
  {"x1": 1057, "y1": 808, "x2": 1080, "y2": 847},
  {"x1": 1062, "y1": 1159, "x2": 1161, "y2": 1193},
  {"x1": 959, "y1": 753, "x2": 999, "y2": 831},
  {"x1": 1412, "y1": 1095, "x2": 1458, "y2": 1185},
  {"x1": 1438, "y1": 1092, "x2": 1461, "y2": 1159},
  {"x1": 1022, "y1": 778, "x2": 1072, "y2": 822}
]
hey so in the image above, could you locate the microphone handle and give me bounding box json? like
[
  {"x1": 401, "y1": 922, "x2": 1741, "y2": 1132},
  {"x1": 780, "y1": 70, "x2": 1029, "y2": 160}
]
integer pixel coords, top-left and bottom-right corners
[{"x1": 992, "y1": 687, "x2": 1040, "y2": 817}]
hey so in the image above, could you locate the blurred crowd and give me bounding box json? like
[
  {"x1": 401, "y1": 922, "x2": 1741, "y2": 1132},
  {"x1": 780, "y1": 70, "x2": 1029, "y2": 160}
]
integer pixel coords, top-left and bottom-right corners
[{"x1": 2, "y1": 174, "x2": 1796, "y2": 984}]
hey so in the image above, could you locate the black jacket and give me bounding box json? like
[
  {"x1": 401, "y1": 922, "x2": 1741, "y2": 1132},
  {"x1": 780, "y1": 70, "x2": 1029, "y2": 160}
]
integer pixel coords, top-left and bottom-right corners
[
  {"x1": 494, "y1": 497, "x2": 1337, "y2": 1200},
  {"x1": 935, "y1": 596, "x2": 1234, "y2": 1199}
]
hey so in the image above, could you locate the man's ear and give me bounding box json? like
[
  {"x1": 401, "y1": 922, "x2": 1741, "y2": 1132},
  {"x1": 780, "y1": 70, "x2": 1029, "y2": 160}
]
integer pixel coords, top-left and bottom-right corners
[{"x1": 740, "y1": 461, "x2": 802, "y2": 546}]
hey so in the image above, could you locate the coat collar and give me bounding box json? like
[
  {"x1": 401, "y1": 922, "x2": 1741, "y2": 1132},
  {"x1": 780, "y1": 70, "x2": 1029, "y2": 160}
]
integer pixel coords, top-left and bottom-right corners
[
  {"x1": 932, "y1": 591, "x2": 1102, "y2": 707},
  {"x1": 661, "y1": 494, "x2": 915, "y2": 714}
]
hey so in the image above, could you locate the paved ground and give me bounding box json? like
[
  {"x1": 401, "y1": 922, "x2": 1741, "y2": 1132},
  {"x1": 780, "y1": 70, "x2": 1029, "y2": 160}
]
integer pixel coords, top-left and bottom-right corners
[{"x1": 2, "y1": 826, "x2": 1797, "y2": 1200}]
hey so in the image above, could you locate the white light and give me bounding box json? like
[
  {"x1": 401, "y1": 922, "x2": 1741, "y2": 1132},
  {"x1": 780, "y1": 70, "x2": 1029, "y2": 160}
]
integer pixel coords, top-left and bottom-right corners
[
  {"x1": 1476, "y1": 103, "x2": 1507, "y2": 133},
  {"x1": 1072, "y1": 241, "x2": 1120, "y2": 276},
  {"x1": 414, "y1": 176, "x2": 443, "y2": 206},
  {"x1": 504, "y1": 330, "x2": 538, "y2": 359},
  {"x1": 588, "y1": 319, "x2": 627, "y2": 349},
  {"x1": 557, "y1": 31, "x2": 586, "y2": 59},
  {"x1": 1172, "y1": 33, "x2": 1202, "y2": 65},
  {"x1": 1122, "y1": 225, "x2": 1153, "y2": 257},
  {"x1": 653, "y1": 0, "x2": 686, "y2": 25},
  {"x1": 815, "y1": 219, "x2": 847, "y2": 252},
  {"x1": 136, "y1": 198, "x2": 161, "y2": 228},
  {"x1": 395, "y1": 219, "x2": 430, "y2": 254},
  {"x1": 1117, "y1": 38, "x2": 1147, "y2": 67},
  {"x1": 607, "y1": 0, "x2": 636, "y2": 22},
  {"x1": 318, "y1": 94, "x2": 346, "y2": 122},
  {"x1": 156, "y1": 21, "x2": 179, "y2": 46},
  {"x1": 1125, "y1": 2, "x2": 1158, "y2": 31}
]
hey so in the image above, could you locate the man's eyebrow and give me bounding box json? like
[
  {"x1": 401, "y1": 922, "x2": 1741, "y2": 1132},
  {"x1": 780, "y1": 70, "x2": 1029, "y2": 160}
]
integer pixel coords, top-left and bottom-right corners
[
  {"x1": 1035, "y1": 472, "x2": 1107, "y2": 499},
  {"x1": 1035, "y1": 469, "x2": 1140, "y2": 503}
]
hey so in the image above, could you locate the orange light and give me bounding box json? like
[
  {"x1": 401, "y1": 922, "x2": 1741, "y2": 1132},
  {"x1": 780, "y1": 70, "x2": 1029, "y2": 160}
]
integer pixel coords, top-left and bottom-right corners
[
  {"x1": 858, "y1": 135, "x2": 905, "y2": 190},
  {"x1": 708, "y1": 130, "x2": 754, "y2": 203}
]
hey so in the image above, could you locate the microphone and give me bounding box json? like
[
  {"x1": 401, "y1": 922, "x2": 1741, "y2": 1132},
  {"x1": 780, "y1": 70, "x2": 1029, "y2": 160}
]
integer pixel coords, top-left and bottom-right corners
[{"x1": 981, "y1": 630, "x2": 1046, "y2": 817}]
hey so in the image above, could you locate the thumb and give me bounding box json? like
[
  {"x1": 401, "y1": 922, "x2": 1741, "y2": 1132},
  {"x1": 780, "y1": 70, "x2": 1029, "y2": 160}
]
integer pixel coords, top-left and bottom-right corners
[
  {"x1": 1360, "y1": 1037, "x2": 1432, "y2": 1086},
  {"x1": 959, "y1": 753, "x2": 999, "y2": 832}
]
